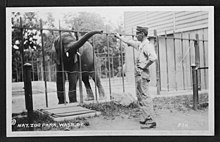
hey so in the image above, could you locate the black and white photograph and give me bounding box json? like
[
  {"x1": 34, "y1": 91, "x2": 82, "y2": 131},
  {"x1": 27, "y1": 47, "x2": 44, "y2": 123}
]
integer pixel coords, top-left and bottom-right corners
[{"x1": 6, "y1": 6, "x2": 214, "y2": 136}]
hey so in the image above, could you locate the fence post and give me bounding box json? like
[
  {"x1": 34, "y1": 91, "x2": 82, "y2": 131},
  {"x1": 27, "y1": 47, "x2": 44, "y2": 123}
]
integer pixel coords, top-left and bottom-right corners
[
  {"x1": 181, "y1": 33, "x2": 185, "y2": 90},
  {"x1": 92, "y1": 36, "x2": 98, "y2": 101},
  {"x1": 40, "y1": 19, "x2": 48, "y2": 107},
  {"x1": 75, "y1": 25, "x2": 83, "y2": 104},
  {"x1": 154, "y1": 30, "x2": 161, "y2": 95},
  {"x1": 173, "y1": 31, "x2": 178, "y2": 91},
  {"x1": 191, "y1": 64, "x2": 199, "y2": 110},
  {"x1": 19, "y1": 17, "x2": 25, "y2": 82},
  {"x1": 24, "y1": 63, "x2": 34, "y2": 130},
  {"x1": 165, "y1": 31, "x2": 169, "y2": 91},
  {"x1": 120, "y1": 39, "x2": 125, "y2": 92},
  {"x1": 194, "y1": 34, "x2": 201, "y2": 90},
  {"x1": 131, "y1": 28, "x2": 138, "y2": 97},
  {"x1": 107, "y1": 33, "x2": 112, "y2": 96},
  {"x1": 58, "y1": 20, "x2": 67, "y2": 105}
]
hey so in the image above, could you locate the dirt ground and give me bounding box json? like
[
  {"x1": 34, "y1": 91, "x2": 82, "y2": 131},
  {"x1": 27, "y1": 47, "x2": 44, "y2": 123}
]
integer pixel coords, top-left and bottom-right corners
[
  {"x1": 80, "y1": 96, "x2": 209, "y2": 131},
  {"x1": 12, "y1": 95, "x2": 209, "y2": 132},
  {"x1": 11, "y1": 81, "x2": 209, "y2": 132}
]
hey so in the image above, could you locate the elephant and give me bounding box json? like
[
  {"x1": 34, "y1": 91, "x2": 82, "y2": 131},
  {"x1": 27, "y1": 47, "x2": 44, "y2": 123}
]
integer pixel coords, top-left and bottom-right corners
[{"x1": 53, "y1": 31, "x2": 105, "y2": 104}]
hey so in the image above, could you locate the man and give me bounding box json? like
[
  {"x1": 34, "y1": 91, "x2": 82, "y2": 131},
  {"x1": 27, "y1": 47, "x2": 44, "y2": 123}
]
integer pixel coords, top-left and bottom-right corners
[{"x1": 114, "y1": 26, "x2": 157, "y2": 129}]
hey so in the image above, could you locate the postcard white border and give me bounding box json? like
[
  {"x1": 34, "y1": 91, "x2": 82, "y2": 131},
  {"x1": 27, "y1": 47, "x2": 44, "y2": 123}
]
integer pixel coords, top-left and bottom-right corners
[{"x1": 6, "y1": 6, "x2": 214, "y2": 137}]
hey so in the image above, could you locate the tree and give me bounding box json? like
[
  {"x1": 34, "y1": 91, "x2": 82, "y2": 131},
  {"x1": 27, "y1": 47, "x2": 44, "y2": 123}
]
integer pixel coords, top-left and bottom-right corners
[
  {"x1": 63, "y1": 12, "x2": 105, "y2": 32},
  {"x1": 11, "y1": 11, "x2": 57, "y2": 81},
  {"x1": 62, "y1": 12, "x2": 127, "y2": 77}
]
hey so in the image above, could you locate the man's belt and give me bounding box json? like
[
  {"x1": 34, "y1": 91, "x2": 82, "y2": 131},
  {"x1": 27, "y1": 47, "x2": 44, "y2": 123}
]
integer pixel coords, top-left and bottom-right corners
[{"x1": 137, "y1": 66, "x2": 147, "y2": 71}]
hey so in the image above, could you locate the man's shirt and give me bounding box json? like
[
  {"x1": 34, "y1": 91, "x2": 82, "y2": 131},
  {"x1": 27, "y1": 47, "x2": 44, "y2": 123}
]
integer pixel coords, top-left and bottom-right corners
[{"x1": 127, "y1": 38, "x2": 157, "y2": 69}]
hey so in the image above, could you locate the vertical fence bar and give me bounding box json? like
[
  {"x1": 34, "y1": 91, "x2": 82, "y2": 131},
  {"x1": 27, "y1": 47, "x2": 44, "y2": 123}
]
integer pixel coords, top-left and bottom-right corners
[
  {"x1": 37, "y1": 59, "x2": 39, "y2": 81},
  {"x1": 154, "y1": 30, "x2": 161, "y2": 95},
  {"x1": 165, "y1": 31, "x2": 169, "y2": 91},
  {"x1": 24, "y1": 63, "x2": 34, "y2": 131},
  {"x1": 191, "y1": 64, "x2": 199, "y2": 110},
  {"x1": 118, "y1": 52, "x2": 121, "y2": 75},
  {"x1": 78, "y1": 50, "x2": 83, "y2": 104},
  {"x1": 105, "y1": 54, "x2": 107, "y2": 78},
  {"x1": 19, "y1": 17, "x2": 25, "y2": 82},
  {"x1": 40, "y1": 19, "x2": 48, "y2": 107},
  {"x1": 92, "y1": 36, "x2": 98, "y2": 101},
  {"x1": 202, "y1": 33, "x2": 207, "y2": 89},
  {"x1": 58, "y1": 20, "x2": 66, "y2": 105},
  {"x1": 107, "y1": 33, "x2": 112, "y2": 96},
  {"x1": 76, "y1": 29, "x2": 83, "y2": 104},
  {"x1": 173, "y1": 31, "x2": 177, "y2": 91},
  {"x1": 112, "y1": 54, "x2": 114, "y2": 77},
  {"x1": 31, "y1": 53, "x2": 34, "y2": 80},
  {"x1": 181, "y1": 32, "x2": 185, "y2": 90},
  {"x1": 195, "y1": 34, "x2": 201, "y2": 90},
  {"x1": 120, "y1": 39, "x2": 125, "y2": 92},
  {"x1": 16, "y1": 61, "x2": 19, "y2": 81},
  {"x1": 132, "y1": 28, "x2": 137, "y2": 96},
  {"x1": 188, "y1": 33, "x2": 192, "y2": 88}
]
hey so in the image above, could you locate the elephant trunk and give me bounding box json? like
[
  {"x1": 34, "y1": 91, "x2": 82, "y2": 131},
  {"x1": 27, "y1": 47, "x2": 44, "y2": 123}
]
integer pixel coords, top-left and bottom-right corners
[{"x1": 68, "y1": 31, "x2": 103, "y2": 53}]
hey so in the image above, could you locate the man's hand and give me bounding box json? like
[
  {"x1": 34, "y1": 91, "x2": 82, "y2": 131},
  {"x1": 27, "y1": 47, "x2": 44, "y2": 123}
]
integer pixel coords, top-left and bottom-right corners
[{"x1": 113, "y1": 33, "x2": 121, "y2": 39}]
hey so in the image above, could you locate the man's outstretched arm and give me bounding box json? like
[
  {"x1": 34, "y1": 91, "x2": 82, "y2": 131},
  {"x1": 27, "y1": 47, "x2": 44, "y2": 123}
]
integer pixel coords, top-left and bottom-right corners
[{"x1": 114, "y1": 33, "x2": 139, "y2": 50}]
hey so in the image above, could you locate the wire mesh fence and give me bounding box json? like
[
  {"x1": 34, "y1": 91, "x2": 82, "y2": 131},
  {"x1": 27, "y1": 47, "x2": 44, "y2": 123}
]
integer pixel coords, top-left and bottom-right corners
[{"x1": 12, "y1": 17, "x2": 209, "y2": 107}]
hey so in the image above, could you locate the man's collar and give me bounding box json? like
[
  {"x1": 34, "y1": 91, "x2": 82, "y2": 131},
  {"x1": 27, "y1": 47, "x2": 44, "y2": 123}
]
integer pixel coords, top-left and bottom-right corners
[{"x1": 141, "y1": 37, "x2": 149, "y2": 43}]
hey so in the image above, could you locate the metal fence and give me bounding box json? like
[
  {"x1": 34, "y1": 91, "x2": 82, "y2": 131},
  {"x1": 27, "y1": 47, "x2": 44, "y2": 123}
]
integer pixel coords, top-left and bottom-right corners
[
  {"x1": 12, "y1": 18, "x2": 129, "y2": 107},
  {"x1": 154, "y1": 29, "x2": 208, "y2": 94},
  {"x1": 12, "y1": 17, "x2": 209, "y2": 108}
]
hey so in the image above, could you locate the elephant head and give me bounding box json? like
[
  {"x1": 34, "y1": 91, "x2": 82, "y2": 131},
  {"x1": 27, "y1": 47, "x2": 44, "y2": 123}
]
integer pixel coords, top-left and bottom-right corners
[{"x1": 54, "y1": 30, "x2": 103, "y2": 65}]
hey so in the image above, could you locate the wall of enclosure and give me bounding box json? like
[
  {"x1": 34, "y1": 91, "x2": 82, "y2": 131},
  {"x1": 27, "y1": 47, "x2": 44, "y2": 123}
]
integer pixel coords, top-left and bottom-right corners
[
  {"x1": 157, "y1": 29, "x2": 208, "y2": 91},
  {"x1": 124, "y1": 11, "x2": 209, "y2": 36},
  {"x1": 124, "y1": 11, "x2": 209, "y2": 92}
]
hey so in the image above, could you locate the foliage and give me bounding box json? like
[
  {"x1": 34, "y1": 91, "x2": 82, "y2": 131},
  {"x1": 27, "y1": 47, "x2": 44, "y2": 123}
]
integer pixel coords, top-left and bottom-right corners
[
  {"x1": 12, "y1": 11, "x2": 125, "y2": 81},
  {"x1": 63, "y1": 12, "x2": 105, "y2": 32},
  {"x1": 63, "y1": 12, "x2": 126, "y2": 77},
  {"x1": 12, "y1": 12, "x2": 57, "y2": 81},
  {"x1": 82, "y1": 101, "x2": 140, "y2": 119}
]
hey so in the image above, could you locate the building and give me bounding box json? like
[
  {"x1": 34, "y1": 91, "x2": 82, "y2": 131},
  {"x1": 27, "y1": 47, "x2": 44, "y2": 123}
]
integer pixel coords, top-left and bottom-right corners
[{"x1": 123, "y1": 11, "x2": 209, "y2": 93}]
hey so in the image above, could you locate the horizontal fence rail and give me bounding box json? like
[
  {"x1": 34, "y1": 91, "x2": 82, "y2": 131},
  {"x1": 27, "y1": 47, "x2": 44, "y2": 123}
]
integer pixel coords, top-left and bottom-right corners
[{"x1": 12, "y1": 25, "x2": 137, "y2": 37}]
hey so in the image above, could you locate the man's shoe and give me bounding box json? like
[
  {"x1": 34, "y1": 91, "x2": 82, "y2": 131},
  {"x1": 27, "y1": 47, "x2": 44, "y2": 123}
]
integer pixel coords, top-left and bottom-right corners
[
  {"x1": 140, "y1": 122, "x2": 156, "y2": 129},
  {"x1": 139, "y1": 117, "x2": 152, "y2": 124}
]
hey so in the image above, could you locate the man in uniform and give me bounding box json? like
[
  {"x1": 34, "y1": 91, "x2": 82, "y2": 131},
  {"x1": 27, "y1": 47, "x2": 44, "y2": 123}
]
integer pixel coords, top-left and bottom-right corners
[{"x1": 114, "y1": 26, "x2": 157, "y2": 129}]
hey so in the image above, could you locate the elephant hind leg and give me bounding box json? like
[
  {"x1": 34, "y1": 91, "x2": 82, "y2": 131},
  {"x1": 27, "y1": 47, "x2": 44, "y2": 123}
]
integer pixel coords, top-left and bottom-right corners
[
  {"x1": 91, "y1": 73, "x2": 105, "y2": 99},
  {"x1": 82, "y1": 75, "x2": 94, "y2": 100}
]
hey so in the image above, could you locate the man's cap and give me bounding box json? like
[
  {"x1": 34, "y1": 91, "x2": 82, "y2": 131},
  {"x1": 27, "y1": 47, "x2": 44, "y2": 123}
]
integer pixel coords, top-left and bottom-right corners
[{"x1": 136, "y1": 26, "x2": 149, "y2": 34}]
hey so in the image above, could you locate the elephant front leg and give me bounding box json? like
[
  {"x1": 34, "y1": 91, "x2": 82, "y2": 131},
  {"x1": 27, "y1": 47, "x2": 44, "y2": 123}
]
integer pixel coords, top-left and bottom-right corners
[
  {"x1": 56, "y1": 66, "x2": 66, "y2": 104},
  {"x1": 68, "y1": 72, "x2": 78, "y2": 103}
]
